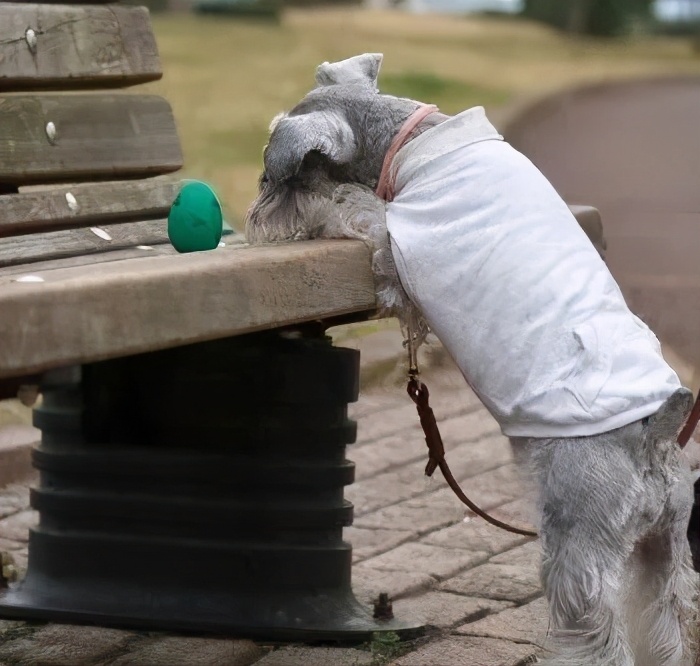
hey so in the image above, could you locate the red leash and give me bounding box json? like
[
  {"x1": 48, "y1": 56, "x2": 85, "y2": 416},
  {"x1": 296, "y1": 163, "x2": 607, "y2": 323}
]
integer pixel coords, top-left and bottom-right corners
[
  {"x1": 409, "y1": 373, "x2": 700, "y2": 539},
  {"x1": 407, "y1": 375, "x2": 538, "y2": 538}
]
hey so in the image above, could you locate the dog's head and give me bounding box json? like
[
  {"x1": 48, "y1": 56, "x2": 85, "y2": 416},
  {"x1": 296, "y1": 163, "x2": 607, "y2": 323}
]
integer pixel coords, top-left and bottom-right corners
[{"x1": 245, "y1": 53, "x2": 422, "y2": 243}]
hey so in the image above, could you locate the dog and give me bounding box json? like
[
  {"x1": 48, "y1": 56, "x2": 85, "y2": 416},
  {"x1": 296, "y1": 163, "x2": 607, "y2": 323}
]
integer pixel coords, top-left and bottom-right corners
[{"x1": 245, "y1": 53, "x2": 699, "y2": 665}]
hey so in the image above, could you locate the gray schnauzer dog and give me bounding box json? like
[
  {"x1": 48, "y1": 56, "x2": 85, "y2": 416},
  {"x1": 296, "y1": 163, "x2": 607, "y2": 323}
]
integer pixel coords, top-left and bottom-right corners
[{"x1": 245, "y1": 53, "x2": 699, "y2": 665}]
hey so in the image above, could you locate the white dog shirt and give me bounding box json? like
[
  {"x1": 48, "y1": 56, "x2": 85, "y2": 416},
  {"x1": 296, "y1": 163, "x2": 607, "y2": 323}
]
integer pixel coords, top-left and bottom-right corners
[{"x1": 385, "y1": 106, "x2": 681, "y2": 438}]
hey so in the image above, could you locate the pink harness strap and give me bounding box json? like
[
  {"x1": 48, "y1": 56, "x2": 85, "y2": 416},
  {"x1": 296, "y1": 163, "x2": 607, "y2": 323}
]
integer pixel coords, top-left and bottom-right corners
[{"x1": 375, "y1": 104, "x2": 439, "y2": 202}]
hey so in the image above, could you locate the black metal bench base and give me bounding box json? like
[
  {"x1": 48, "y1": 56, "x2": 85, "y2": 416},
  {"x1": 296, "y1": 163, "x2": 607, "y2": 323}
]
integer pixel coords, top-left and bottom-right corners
[{"x1": 0, "y1": 331, "x2": 424, "y2": 640}]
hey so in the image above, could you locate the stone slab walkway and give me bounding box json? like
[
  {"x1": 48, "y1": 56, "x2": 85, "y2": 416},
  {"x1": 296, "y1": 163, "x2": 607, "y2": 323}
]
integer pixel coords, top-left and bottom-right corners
[{"x1": 0, "y1": 331, "x2": 552, "y2": 666}]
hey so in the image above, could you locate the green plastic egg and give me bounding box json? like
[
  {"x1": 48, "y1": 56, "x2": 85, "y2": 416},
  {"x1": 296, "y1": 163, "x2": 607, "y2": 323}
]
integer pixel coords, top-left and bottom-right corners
[{"x1": 168, "y1": 181, "x2": 223, "y2": 253}]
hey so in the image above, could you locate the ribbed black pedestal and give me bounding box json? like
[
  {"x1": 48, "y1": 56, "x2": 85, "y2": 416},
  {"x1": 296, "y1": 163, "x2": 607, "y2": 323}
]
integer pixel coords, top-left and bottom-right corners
[{"x1": 0, "y1": 332, "x2": 423, "y2": 640}]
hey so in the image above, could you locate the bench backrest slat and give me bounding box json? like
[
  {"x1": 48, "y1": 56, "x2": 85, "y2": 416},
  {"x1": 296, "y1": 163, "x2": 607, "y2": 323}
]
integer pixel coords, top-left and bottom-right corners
[
  {"x1": 0, "y1": 4, "x2": 161, "y2": 91},
  {"x1": 0, "y1": 96, "x2": 183, "y2": 186},
  {"x1": 0, "y1": 181, "x2": 181, "y2": 237}
]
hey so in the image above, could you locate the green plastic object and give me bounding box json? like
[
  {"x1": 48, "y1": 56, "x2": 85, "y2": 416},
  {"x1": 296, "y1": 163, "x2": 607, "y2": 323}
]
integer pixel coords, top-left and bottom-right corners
[{"x1": 168, "y1": 181, "x2": 224, "y2": 253}]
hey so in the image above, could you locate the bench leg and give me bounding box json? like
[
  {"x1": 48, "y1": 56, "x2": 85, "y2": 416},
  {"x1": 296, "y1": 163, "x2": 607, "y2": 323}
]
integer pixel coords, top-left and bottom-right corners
[{"x1": 0, "y1": 330, "x2": 424, "y2": 640}]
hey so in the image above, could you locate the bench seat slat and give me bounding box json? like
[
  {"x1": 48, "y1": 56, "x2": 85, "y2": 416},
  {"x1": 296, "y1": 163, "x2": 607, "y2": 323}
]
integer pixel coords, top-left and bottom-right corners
[
  {"x1": 0, "y1": 224, "x2": 245, "y2": 269},
  {"x1": 0, "y1": 240, "x2": 377, "y2": 379},
  {"x1": 0, "y1": 180, "x2": 183, "y2": 237},
  {"x1": 0, "y1": 95, "x2": 183, "y2": 185},
  {"x1": 0, "y1": 219, "x2": 174, "y2": 268},
  {"x1": 0, "y1": 4, "x2": 160, "y2": 91},
  {"x1": 0, "y1": 245, "x2": 180, "y2": 280}
]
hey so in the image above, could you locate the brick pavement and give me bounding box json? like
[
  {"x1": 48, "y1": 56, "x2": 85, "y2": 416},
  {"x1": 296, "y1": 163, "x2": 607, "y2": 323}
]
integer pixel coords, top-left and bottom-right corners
[{"x1": 0, "y1": 333, "x2": 552, "y2": 665}]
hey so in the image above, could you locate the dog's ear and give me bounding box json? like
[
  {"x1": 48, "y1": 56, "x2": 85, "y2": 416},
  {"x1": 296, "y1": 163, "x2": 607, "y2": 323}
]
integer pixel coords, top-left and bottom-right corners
[
  {"x1": 645, "y1": 387, "x2": 694, "y2": 443},
  {"x1": 264, "y1": 111, "x2": 357, "y2": 182},
  {"x1": 315, "y1": 53, "x2": 383, "y2": 90}
]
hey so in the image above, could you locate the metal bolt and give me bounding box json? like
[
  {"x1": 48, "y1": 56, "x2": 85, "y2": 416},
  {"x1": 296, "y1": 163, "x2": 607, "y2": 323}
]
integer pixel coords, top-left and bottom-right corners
[
  {"x1": 65, "y1": 192, "x2": 78, "y2": 211},
  {"x1": 25, "y1": 28, "x2": 37, "y2": 54},
  {"x1": 45, "y1": 121, "x2": 56, "y2": 145},
  {"x1": 372, "y1": 592, "x2": 394, "y2": 620}
]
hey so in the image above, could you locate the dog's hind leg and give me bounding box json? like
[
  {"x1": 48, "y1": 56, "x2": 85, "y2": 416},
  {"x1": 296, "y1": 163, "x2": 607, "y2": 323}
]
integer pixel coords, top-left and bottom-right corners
[
  {"x1": 629, "y1": 389, "x2": 700, "y2": 666},
  {"x1": 527, "y1": 432, "x2": 642, "y2": 666},
  {"x1": 631, "y1": 466, "x2": 698, "y2": 666},
  {"x1": 633, "y1": 527, "x2": 698, "y2": 666}
]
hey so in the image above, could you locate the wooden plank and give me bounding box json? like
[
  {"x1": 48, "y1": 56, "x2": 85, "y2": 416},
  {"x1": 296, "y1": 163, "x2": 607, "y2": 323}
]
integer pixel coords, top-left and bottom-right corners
[
  {"x1": 0, "y1": 219, "x2": 172, "y2": 268},
  {"x1": 0, "y1": 226, "x2": 246, "y2": 269},
  {"x1": 0, "y1": 95, "x2": 183, "y2": 185},
  {"x1": 0, "y1": 233, "x2": 244, "y2": 278},
  {"x1": 0, "y1": 240, "x2": 377, "y2": 379},
  {"x1": 0, "y1": 180, "x2": 183, "y2": 237},
  {"x1": 0, "y1": 245, "x2": 180, "y2": 280},
  {"x1": 0, "y1": 4, "x2": 161, "y2": 91}
]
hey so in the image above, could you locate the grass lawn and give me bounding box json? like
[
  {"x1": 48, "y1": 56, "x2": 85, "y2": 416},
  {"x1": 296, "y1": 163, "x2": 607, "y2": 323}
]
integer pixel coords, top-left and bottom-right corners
[{"x1": 144, "y1": 8, "x2": 700, "y2": 227}]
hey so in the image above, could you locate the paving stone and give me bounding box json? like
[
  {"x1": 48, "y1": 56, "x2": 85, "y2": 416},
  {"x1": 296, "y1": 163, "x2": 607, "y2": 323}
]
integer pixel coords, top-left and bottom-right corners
[
  {"x1": 350, "y1": 409, "x2": 502, "y2": 483},
  {"x1": 392, "y1": 591, "x2": 511, "y2": 629},
  {"x1": 0, "y1": 624, "x2": 135, "y2": 665},
  {"x1": 440, "y1": 563, "x2": 542, "y2": 604},
  {"x1": 0, "y1": 484, "x2": 31, "y2": 520},
  {"x1": 354, "y1": 476, "x2": 515, "y2": 535},
  {"x1": 455, "y1": 596, "x2": 550, "y2": 646},
  {"x1": 349, "y1": 433, "x2": 518, "y2": 518},
  {"x1": 490, "y1": 541, "x2": 542, "y2": 568},
  {"x1": 451, "y1": 463, "x2": 527, "y2": 510},
  {"x1": 349, "y1": 391, "x2": 406, "y2": 420},
  {"x1": 10, "y1": 548, "x2": 27, "y2": 578},
  {"x1": 345, "y1": 526, "x2": 414, "y2": 562},
  {"x1": 354, "y1": 386, "x2": 480, "y2": 445},
  {"x1": 0, "y1": 425, "x2": 37, "y2": 488},
  {"x1": 354, "y1": 402, "x2": 429, "y2": 445},
  {"x1": 108, "y1": 635, "x2": 264, "y2": 666},
  {"x1": 357, "y1": 543, "x2": 488, "y2": 581},
  {"x1": 0, "y1": 619, "x2": 27, "y2": 635},
  {"x1": 420, "y1": 514, "x2": 530, "y2": 557},
  {"x1": 349, "y1": 434, "x2": 426, "y2": 482},
  {"x1": 354, "y1": 489, "x2": 467, "y2": 535},
  {"x1": 0, "y1": 536, "x2": 25, "y2": 551},
  {"x1": 391, "y1": 635, "x2": 540, "y2": 666},
  {"x1": 352, "y1": 568, "x2": 436, "y2": 605},
  {"x1": 254, "y1": 646, "x2": 373, "y2": 665},
  {"x1": 0, "y1": 509, "x2": 38, "y2": 542}
]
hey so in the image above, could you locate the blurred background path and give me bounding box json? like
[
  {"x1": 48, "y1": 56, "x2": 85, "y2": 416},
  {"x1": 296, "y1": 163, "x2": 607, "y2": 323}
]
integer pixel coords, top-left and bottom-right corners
[{"x1": 501, "y1": 76, "x2": 700, "y2": 389}]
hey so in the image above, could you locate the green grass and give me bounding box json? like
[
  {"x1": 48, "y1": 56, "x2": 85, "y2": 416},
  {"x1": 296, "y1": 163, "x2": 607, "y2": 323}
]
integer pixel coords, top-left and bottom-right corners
[
  {"x1": 380, "y1": 72, "x2": 510, "y2": 112},
  {"x1": 144, "y1": 9, "x2": 700, "y2": 227}
]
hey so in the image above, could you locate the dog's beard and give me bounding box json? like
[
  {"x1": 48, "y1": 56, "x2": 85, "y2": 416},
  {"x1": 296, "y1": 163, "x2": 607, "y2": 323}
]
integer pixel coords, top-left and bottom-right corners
[{"x1": 245, "y1": 181, "x2": 340, "y2": 244}]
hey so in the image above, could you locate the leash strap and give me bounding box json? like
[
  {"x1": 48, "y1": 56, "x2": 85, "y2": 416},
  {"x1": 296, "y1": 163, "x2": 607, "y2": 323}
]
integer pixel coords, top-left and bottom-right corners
[{"x1": 404, "y1": 324, "x2": 538, "y2": 538}]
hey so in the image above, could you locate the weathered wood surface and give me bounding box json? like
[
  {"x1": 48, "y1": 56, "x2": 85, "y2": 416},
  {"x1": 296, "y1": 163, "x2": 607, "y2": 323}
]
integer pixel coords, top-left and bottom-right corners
[
  {"x1": 0, "y1": 180, "x2": 183, "y2": 237},
  {"x1": 0, "y1": 220, "x2": 172, "y2": 268},
  {"x1": 0, "y1": 224, "x2": 245, "y2": 269},
  {"x1": 0, "y1": 245, "x2": 180, "y2": 280},
  {"x1": 0, "y1": 4, "x2": 161, "y2": 91},
  {"x1": 0, "y1": 240, "x2": 377, "y2": 379},
  {"x1": 0, "y1": 95, "x2": 183, "y2": 185}
]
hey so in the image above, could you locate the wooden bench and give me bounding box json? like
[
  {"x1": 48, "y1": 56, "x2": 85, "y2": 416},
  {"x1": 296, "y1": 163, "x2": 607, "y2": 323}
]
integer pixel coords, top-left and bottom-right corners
[{"x1": 0, "y1": 1, "x2": 605, "y2": 641}]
